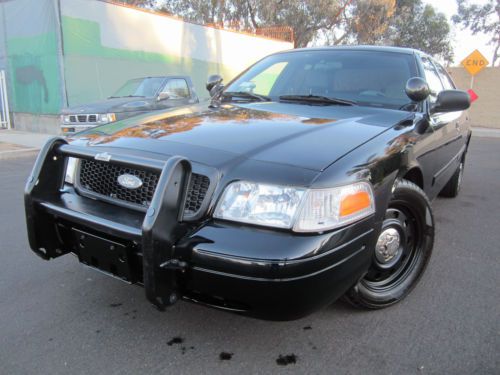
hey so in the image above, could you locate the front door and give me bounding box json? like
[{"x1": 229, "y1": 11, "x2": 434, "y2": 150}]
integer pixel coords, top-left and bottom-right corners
[
  {"x1": 417, "y1": 57, "x2": 465, "y2": 197},
  {"x1": 155, "y1": 78, "x2": 193, "y2": 110}
]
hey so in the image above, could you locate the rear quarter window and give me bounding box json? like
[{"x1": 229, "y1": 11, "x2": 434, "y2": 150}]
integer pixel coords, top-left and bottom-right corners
[
  {"x1": 421, "y1": 57, "x2": 444, "y2": 103},
  {"x1": 435, "y1": 64, "x2": 456, "y2": 90}
]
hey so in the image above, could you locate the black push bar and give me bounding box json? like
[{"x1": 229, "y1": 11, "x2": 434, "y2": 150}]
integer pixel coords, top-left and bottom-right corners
[{"x1": 25, "y1": 137, "x2": 193, "y2": 310}]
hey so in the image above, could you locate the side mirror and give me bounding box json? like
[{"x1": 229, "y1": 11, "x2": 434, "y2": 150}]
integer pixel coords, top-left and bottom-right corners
[
  {"x1": 157, "y1": 92, "x2": 170, "y2": 101},
  {"x1": 430, "y1": 90, "x2": 471, "y2": 114},
  {"x1": 206, "y1": 74, "x2": 223, "y2": 96},
  {"x1": 405, "y1": 77, "x2": 430, "y2": 102}
]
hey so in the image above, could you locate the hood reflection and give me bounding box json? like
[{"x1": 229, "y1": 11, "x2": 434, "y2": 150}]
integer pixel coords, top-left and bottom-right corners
[{"x1": 76, "y1": 104, "x2": 336, "y2": 145}]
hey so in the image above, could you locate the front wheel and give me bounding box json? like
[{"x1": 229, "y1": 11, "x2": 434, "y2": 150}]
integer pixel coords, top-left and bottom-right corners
[{"x1": 344, "y1": 179, "x2": 434, "y2": 309}]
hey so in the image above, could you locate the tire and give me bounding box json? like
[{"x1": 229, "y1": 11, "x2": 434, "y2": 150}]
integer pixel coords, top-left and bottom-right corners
[
  {"x1": 344, "y1": 179, "x2": 434, "y2": 309},
  {"x1": 439, "y1": 160, "x2": 464, "y2": 198}
]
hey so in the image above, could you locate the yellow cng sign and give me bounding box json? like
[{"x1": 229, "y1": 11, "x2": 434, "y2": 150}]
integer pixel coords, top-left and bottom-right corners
[{"x1": 461, "y1": 50, "x2": 489, "y2": 76}]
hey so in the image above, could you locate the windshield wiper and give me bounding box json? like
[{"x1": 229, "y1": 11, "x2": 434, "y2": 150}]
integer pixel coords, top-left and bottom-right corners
[
  {"x1": 222, "y1": 91, "x2": 271, "y2": 102},
  {"x1": 279, "y1": 94, "x2": 356, "y2": 106}
]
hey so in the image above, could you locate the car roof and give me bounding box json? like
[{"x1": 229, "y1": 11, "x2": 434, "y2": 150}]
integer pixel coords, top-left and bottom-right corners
[{"x1": 274, "y1": 45, "x2": 429, "y2": 58}]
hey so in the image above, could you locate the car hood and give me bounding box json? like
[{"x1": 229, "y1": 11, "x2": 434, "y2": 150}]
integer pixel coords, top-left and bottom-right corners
[
  {"x1": 61, "y1": 97, "x2": 155, "y2": 114},
  {"x1": 71, "y1": 102, "x2": 411, "y2": 172}
]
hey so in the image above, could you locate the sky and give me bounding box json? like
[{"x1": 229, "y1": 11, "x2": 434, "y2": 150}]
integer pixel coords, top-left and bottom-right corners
[{"x1": 424, "y1": 0, "x2": 495, "y2": 66}]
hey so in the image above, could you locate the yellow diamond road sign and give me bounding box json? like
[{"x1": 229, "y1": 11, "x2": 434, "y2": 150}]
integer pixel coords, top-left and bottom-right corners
[{"x1": 461, "y1": 49, "x2": 489, "y2": 76}]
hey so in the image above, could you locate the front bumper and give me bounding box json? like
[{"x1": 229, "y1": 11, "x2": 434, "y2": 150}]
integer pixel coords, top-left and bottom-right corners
[
  {"x1": 61, "y1": 124, "x2": 97, "y2": 135},
  {"x1": 25, "y1": 138, "x2": 376, "y2": 320}
]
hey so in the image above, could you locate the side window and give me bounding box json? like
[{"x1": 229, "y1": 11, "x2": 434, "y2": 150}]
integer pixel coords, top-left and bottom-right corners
[
  {"x1": 161, "y1": 79, "x2": 190, "y2": 99},
  {"x1": 435, "y1": 63, "x2": 456, "y2": 90},
  {"x1": 421, "y1": 57, "x2": 444, "y2": 103}
]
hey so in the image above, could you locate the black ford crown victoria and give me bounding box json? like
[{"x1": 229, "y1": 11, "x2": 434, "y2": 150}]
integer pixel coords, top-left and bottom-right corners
[{"x1": 25, "y1": 46, "x2": 471, "y2": 320}]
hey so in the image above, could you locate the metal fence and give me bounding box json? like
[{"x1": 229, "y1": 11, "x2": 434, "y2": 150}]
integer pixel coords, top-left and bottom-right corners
[
  {"x1": 0, "y1": 70, "x2": 11, "y2": 129},
  {"x1": 255, "y1": 26, "x2": 295, "y2": 44}
]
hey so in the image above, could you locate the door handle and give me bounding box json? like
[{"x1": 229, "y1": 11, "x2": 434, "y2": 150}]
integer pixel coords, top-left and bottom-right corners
[{"x1": 455, "y1": 122, "x2": 460, "y2": 131}]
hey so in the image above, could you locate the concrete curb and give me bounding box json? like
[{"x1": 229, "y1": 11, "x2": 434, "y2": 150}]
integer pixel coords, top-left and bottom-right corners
[{"x1": 471, "y1": 127, "x2": 500, "y2": 138}]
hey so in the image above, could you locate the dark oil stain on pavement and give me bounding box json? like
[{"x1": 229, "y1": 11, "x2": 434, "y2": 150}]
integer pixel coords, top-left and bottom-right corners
[
  {"x1": 303, "y1": 325, "x2": 312, "y2": 330},
  {"x1": 124, "y1": 310, "x2": 138, "y2": 318},
  {"x1": 180, "y1": 346, "x2": 196, "y2": 355},
  {"x1": 308, "y1": 341, "x2": 317, "y2": 350},
  {"x1": 167, "y1": 336, "x2": 184, "y2": 346},
  {"x1": 109, "y1": 302, "x2": 122, "y2": 307},
  {"x1": 276, "y1": 354, "x2": 298, "y2": 366},
  {"x1": 219, "y1": 352, "x2": 233, "y2": 360}
]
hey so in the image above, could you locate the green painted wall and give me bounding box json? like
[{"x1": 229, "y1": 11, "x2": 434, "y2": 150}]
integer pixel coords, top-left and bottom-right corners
[
  {"x1": 6, "y1": 32, "x2": 62, "y2": 114},
  {"x1": 62, "y1": 16, "x2": 237, "y2": 106}
]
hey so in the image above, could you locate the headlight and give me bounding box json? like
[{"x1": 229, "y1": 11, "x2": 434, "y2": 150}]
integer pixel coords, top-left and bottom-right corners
[
  {"x1": 293, "y1": 182, "x2": 375, "y2": 232},
  {"x1": 61, "y1": 115, "x2": 71, "y2": 124},
  {"x1": 98, "y1": 113, "x2": 116, "y2": 124},
  {"x1": 213, "y1": 182, "x2": 306, "y2": 229},
  {"x1": 65, "y1": 157, "x2": 78, "y2": 184},
  {"x1": 214, "y1": 181, "x2": 374, "y2": 232}
]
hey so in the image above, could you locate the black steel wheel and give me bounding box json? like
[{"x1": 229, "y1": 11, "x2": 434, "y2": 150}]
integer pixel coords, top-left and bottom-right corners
[{"x1": 344, "y1": 179, "x2": 434, "y2": 309}]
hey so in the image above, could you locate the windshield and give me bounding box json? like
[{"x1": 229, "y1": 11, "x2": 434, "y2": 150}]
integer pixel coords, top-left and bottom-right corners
[
  {"x1": 225, "y1": 50, "x2": 418, "y2": 110},
  {"x1": 111, "y1": 77, "x2": 166, "y2": 98}
]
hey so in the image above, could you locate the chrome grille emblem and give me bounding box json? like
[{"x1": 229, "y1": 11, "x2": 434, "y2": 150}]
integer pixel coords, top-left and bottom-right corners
[
  {"x1": 95, "y1": 152, "x2": 112, "y2": 162},
  {"x1": 117, "y1": 174, "x2": 143, "y2": 190}
]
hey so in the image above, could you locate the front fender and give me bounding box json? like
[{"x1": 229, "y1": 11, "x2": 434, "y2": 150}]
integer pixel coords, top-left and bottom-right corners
[{"x1": 312, "y1": 125, "x2": 422, "y2": 228}]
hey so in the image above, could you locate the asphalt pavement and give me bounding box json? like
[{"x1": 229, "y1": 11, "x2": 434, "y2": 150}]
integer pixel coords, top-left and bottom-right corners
[{"x1": 0, "y1": 137, "x2": 498, "y2": 375}]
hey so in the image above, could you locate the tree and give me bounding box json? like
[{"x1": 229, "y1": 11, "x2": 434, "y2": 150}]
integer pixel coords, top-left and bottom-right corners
[
  {"x1": 452, "y1": 0, "x2": 500, "y2": 66},
  {"x1": 351, "y1": 0, "x2": 396, "y2": 44},
  {"x1": 157, "y1": 0, "x2": 344, "y2": 47},
  {"x1": 159, "y1": 0, "x2": 229, "y2": 26},
  {"x1": 382, "y1": 0, "x2": 454, "y2": 63},
  {"x1": 117, "y1": 0, "x2": 156, "y2": 6},
  {"x1": 117, "y1": 0, "x2": 453, "y2": 62},
  {"x1": 250, "y1": 0, "x2": 344, "y2": 47}
]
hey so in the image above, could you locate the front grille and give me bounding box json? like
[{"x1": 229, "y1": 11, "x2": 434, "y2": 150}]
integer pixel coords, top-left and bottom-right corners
[
  {"x1": 68, "y1": 114, "x2": 98, "y2": 123},
  {"x1": 185, "y1": 173, "x2": 210, "y2": 215},
  {"x1": 77, "y1": 159, "x2": 210, "y2": 215}
]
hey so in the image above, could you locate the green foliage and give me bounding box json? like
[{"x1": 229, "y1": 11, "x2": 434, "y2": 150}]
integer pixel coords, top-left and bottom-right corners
[
  {"x1": 350, "y1": 0, "x2": 396, "y2": 45},
  {"x1": 158, "y1": 0, "x2": 343, "y2": 48},
  {"x1": 117, "y1": 0, "x2": 156, "y2": 6},
  {"x1": 452, "y1": 0, "x2": 500, "y2": 66},
  {"x1": 382, "y1": 0, "x2": 454, "y2": 63}
]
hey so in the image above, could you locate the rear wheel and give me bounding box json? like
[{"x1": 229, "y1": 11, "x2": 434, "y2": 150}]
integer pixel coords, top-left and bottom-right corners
[
  {"x1": 344, "y1": 179, "x2": 434, "y2": 309},
  {"x1": 439, "y1": 160, "x2": 464, "y2": 198}
]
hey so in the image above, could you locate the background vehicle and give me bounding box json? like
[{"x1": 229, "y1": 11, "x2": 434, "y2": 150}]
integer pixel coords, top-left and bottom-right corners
[
  {"x1": 60, "y1": 76, "x2": 199, "y2": 134},
  {"x1": 26, "y1": 47, "x2": 470, "y2": 320}
]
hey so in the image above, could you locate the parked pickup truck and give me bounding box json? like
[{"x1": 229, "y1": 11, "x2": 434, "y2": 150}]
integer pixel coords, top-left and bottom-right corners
[
  {"x1": 26, "y1": 46, "x2": 470, "y2": 320},
  {"x1": 60, "y1": 76, "x2": 199, "y2": 134}
]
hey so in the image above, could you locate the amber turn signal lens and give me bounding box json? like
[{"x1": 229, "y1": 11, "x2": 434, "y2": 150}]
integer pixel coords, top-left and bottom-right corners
[{"x1": 340, "y1": 191, "x2": 372, "y2": 217}]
